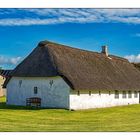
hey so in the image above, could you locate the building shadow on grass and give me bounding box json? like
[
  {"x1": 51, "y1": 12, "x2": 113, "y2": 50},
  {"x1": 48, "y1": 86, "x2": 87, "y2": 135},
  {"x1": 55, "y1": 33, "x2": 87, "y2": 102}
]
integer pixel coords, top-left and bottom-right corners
[
  {"x1": 0, "y1": 102, "x2": 69, "y2": 111},
  {"x1": 0, "y1": 102, "x2": 42, "y2": 110},
  {"x1": 0, "y1": 96, "x2": 70, "y2": 111}
]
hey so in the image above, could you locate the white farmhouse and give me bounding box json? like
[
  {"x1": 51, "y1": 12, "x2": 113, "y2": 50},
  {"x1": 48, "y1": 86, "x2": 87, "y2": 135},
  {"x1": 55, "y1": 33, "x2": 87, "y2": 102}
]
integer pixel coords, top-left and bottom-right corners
[{"x1": 4, "y1": 40, "x2": 140, "y2": 110}]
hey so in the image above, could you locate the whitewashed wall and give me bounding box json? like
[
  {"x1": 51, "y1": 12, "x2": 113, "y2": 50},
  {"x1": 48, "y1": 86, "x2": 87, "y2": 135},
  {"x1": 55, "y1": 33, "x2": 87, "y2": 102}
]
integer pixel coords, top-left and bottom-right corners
[
  {"x1": 7, "y1": 76, "x2": 70, "y2": 109},
  {"x1": 70, "y1": 91, "x2": 139, "y2": 110},
  {"x1": 6, "y1": 77, "x2": 140, "y2": 110}
]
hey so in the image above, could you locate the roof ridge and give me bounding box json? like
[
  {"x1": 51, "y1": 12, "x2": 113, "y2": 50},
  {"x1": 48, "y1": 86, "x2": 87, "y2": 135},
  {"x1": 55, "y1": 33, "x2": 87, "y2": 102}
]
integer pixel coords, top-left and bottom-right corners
[
  {"x1": 39, "y1": 40, "x2": 98, "y2": 52},
  {"x1": 38, "y1": 40, "x2": 128, "y2": 62}
]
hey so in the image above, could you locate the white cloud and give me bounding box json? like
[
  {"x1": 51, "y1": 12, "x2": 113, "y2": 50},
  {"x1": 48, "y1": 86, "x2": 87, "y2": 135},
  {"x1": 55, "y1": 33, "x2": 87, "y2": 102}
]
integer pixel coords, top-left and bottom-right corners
[
  {"x1": 0, "y1": 9, "x2": 140, "y2": 26},
  {"x1": 24, "y1": 9, "x2": 140, "y2": 17},
  {"x1": 0, "y1": 16, "x2": 101, "y2": 26},
  {"x1": 0, "y1": 56, "x2": 22, "y2": 65},
  {"x1": 124, "y1": 54, "x2": 140, "y2": 63}
]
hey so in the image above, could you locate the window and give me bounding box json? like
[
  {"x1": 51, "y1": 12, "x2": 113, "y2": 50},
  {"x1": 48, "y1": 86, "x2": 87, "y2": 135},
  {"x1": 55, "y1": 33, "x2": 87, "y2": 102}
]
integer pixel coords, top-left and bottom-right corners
[
  {"x1": 49, "y1": 80, "x2": 53, "y2": 88},
  {"x1": 134, "y1": 91, "x2": 138, "y2": 98},
  {"x1": 34, "y1": 87, "x2": 38, "y2": 94},
  {"x1": 99, "y1": 91, "x2": 101, "y2": 96},
  {"x1": 89, "y1": 91, "x2": 91, "y2": 96},
  {"x1": 122, "y1": 91, "x2": 126, "y2": 98},
  {"x1": 77, "y1": 91, "x2": 80, "y2": 96},
  {"x1": 19, "y1": 80, "x2": 22, "y2": 87},
  {"x1": 115, "y1": 93, "x2": 119, "y2": 99},
  {"x1": 115, "y1": 90, "x2": 119, "y2": 99},
  {"x1": 128, "y1": 91, "x2": 132, "y2": 98}
]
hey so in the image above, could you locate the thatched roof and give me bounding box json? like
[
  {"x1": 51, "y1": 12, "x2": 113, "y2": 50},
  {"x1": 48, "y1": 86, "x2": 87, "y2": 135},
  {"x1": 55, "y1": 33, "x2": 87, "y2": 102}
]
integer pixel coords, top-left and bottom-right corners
[
  {"x1": 132, "y1": 63, "x2": 140, "y2": 71},
  {"x1": 5, "y1": 40, "x2": 140, "y2": 90}
]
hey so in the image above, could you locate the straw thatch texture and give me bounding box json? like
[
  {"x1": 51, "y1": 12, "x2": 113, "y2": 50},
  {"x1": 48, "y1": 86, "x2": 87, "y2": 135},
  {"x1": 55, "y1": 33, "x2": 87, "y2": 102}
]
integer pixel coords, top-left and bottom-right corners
[
  {"x1": 132, "y1": 63, "x2": 140, "y2": 71},
  {"x1": 0, "y1": 70, "x2": 12, "y2": 78},
  {"x1": 6, "y1": 41, "x2": 140, "y2": 90}
]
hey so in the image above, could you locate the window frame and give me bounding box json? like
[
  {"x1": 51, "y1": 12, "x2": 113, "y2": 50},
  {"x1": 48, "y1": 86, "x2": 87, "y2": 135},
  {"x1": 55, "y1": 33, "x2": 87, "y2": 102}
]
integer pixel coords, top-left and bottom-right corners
[
  {"x1": 99, "y1": 91, "x2": 101, "y2": 96},
  {"x1": 134, "y1": 91, "x2": 138, "y2": 98},
  {"x1": 122, "y1": 91, "x2": 127, "y2": 99},
  {"x1": 77, "y1": 91, "x2": 80, "y2": 96},
  {"x1": 115, "y1": 90, "x2": 119, "y2": 99},
  {"x1": 128, "y1": 91, "x2": 132, "y2": 98},
  {"x1": 19, "y1": 80, "x2": 22, "y2": 88},
  {"x1": 34, "y1": 87, "x2": 38, "y2": 94},
  {"x1": 89, "y1": 91, "x2": 91, "y2": 96}
]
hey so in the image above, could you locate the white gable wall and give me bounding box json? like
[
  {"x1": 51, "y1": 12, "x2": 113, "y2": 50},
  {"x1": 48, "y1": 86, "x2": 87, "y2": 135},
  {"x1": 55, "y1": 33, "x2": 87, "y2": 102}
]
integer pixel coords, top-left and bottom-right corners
[
  {"x1": 70, "y1": 91, "x2": 139, "y2": 110},
  {"x1": 7, "y1": 76, "x2": 70, "y2": 109}
]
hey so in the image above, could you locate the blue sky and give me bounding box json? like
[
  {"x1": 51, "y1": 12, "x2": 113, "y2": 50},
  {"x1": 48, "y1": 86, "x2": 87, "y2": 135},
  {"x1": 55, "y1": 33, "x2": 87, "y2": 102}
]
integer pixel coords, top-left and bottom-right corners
[{"x1": 1, "y1": 9, "x2": 140, "y2": 69}]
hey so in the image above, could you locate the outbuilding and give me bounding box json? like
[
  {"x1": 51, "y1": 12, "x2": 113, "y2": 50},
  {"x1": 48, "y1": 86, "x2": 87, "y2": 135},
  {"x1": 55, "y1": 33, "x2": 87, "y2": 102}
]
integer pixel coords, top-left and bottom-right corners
[{"x1": 0, "y1": 70, "x2": 12, "y2": 97}]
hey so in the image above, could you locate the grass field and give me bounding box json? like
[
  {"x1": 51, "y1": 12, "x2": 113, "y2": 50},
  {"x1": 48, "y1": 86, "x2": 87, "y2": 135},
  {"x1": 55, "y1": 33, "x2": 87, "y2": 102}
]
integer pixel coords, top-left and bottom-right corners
[{"x1": 0, "y1": 96, "x2": 140, "y2": 132}]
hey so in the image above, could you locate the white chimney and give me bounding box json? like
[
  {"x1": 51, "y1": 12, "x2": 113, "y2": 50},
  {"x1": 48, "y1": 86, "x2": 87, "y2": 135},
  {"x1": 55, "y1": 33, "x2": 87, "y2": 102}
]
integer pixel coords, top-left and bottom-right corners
[{"x1": 101, "y1": 45, "x2": 108, "y2": 56}]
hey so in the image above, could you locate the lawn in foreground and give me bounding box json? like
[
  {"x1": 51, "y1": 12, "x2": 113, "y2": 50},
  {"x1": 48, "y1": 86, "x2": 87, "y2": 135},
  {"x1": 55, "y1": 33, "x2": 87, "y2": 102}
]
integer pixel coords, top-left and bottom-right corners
[{"x1": 0, "y1": 96, "x2": 140, "y2": 132}]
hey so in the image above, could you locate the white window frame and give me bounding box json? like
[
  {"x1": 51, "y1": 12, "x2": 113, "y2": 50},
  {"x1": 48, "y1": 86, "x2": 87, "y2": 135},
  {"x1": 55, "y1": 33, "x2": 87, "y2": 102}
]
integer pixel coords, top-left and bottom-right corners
[
  {"x1": 122, "y1": 91, "x2": 127, "y2": 99},
  {"x1": 115, "y1": 93, "x2": 119, "y2": 99},
  {"x1": 134, "y1": 91, "x2": 138, "y2": 98},
  {"x1": 128, "y1": 91, "x2": 132, "y2": 98}
]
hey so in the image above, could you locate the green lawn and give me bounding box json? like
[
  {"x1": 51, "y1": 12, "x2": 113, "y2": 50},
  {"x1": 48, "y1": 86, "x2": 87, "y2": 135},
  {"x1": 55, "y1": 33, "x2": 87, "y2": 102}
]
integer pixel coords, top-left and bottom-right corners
[{"x1": 0, "y1": 96, "x2": 140, "y2": 132}]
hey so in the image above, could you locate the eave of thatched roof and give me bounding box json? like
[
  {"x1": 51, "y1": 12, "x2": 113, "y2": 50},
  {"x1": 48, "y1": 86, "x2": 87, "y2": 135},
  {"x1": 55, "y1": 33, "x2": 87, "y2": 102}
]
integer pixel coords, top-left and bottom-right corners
[
  {"x1": 0, "y1": 70, "x2": 12, "y2": 77},
  {"x1": 5, "y1": 40, "x2": 140, "y2": 90}
]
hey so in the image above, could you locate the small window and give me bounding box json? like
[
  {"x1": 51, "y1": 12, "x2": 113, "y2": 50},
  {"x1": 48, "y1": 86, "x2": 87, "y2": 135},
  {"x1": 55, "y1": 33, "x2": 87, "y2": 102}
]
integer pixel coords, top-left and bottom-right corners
[
  {"x1": 128, "y1": 93, "x2": 132, "y2": 98},
  {"x1": 134, "y1": 91, "x2": 138, "y2": 98},
  {"x1": 89, "y1": 91, "x2": 91, "y2": 96},
  {"x1": 123, "y1": 91, "x2": 126, "y2": 94},
  {"x1": 115, "y1": 93, "x2": 119, "y2": 99},
  {"x1": 114, "y1": 90, "x2": 119, "y2": 99},
  {"x1": 77, "y1": 91, "x2": 80, "y2": 96},
  {"x1": 122, "y1": 91, "x2": 126, "y2": 98},
  {"x1": 34, "y1": 87, "x2": 38, "y2": 94},
  {"x1": 99, "y1": 91, "x2": 101, "y2": 96},
  {"x1": 19, "y1": 80, "x2": 22, "y2": 87},
  {"x1": 128, "y1": 91, "x2": 132, "y2": 98},
  {"x1": 49, "y1": 80, "x2": 53, "y2": 87}
]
